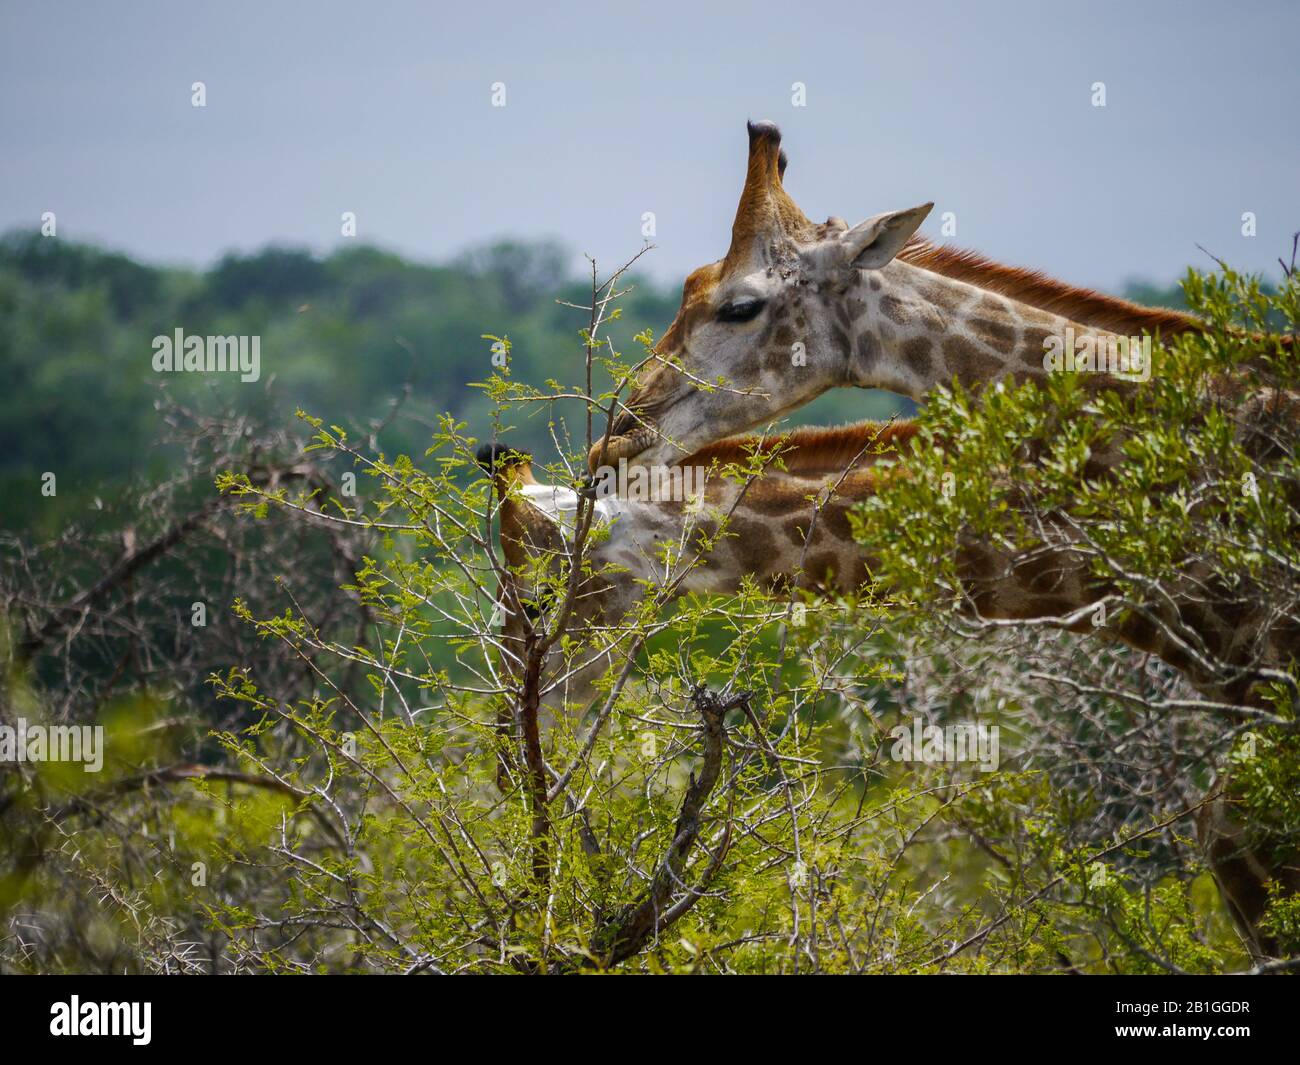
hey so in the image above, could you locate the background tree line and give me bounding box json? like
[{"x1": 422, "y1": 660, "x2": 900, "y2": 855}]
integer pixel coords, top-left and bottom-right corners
[{"x1": 0, "y1": 230, "x2": 921, "y2": 536}]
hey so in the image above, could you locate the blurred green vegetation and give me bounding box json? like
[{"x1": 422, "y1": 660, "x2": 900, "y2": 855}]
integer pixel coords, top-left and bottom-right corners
[
  {"x1": 2, "y1": 225, "x2": 1285, "y2": 973},
  {"x1": 0, "y1": 230, "x2": 930, "y2": 534}
]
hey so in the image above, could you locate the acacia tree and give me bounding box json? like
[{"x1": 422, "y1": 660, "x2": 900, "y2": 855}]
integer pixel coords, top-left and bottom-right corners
[
  {"x1": 198, "y1": 256, "x2": 1286, "y2": 973},
  {"x1": 206, "y1": 256, "x2": 926, "y2": 972},
  {"x1": 4, "y1": 253, "x2": 1292, "y2": 974}
]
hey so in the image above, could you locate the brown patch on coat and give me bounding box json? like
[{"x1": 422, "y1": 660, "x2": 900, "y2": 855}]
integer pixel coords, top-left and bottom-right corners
[
  {"x1": 819, "y1": 500, "x2": 856, "y2": 542},
  {"x1": 879, "y1": 294, "x2": 911, "y2": 326},
  {"x1": 1020, "y1": 325, "x2": 1055, "y2": 366},
  {"x1": 901, "y1": 335, "x2": 933, "y2": 378},
  {"x1": 801, "y1": 550, "x2": 842, "y2": 587},
  {"x1": 942, "y1": 336, "x2": 994, "y2": 385},
  {"x1": 969, "y1": 316, "x2": 1017, "y2": 350},
  {"x1": 728, "y1": 517, "x2": 780, "y2": 568}
]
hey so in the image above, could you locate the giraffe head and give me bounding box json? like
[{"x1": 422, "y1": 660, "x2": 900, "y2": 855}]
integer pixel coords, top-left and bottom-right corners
[{"x1": 588, "y1": 120, "x2": 932, "y2": 473}]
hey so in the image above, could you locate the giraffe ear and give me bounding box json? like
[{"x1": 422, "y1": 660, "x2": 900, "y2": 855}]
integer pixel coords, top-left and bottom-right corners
[{"x1": 841, "y1": 203, "x2": 933, "y2": 269}]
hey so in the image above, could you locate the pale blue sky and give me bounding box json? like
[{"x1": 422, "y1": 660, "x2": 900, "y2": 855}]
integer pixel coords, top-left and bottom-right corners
[{"x1": 2, "y1": 0, "x2": 1296, "y2": 289}]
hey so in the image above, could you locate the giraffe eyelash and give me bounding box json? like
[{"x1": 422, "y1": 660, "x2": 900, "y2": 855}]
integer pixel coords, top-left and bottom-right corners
[{"x1": 715, "y1": 297, "x2": 766, "y2": 324}]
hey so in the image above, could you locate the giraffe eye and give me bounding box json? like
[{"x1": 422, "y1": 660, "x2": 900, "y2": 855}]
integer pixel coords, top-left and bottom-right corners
[{"x1": 716, "y1": 297, "x2": 766, "y2": 324}]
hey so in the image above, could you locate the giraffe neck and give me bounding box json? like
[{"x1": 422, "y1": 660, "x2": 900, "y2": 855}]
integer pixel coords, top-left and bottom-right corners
[
  {"x1": 843, "y1": 260, "x2": 1134, "y2": 402},
  {"x1": 510, "y1": 437, "x2": 1284, "y2": 707}
]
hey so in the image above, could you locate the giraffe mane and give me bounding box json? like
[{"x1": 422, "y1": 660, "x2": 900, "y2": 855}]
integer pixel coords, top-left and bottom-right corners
[
  {"x1": 680, "y1": 420, "x2": 919, "y2": 475},
  {"x1": 898, "y1": 237, "x2": 1202, "y2": 338}
]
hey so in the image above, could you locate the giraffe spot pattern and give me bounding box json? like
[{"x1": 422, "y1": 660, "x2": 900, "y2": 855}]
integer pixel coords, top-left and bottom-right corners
[
  {"x1": 802, "y1": 550, "x2": 841, "y2": 585},
  {"x1": 856, "y1": 330, "x2": 879, "y2": 367},
  {"x1": 820, "y1": 501, "x2": 856, "y2": 542},
  {"x1": 728, "y1": 518, "x2": 780, "y2": 571},
  {"x1": 1020, "y1": 325, "x2": 1055, "y2": 366},
  {"x1": 969, "y1": 316, "x2": 1017, "y2": 350},
  {"x1": 832, "y1": 325, "x2": 852, "y2": 356},
  {"x1": 942, "y1": 335, "x2": 996, "y2": 384},
  {"x1": 901, "y1": 335, "x2": 933, "y2": 377},
  {"x1": 879, "y1": 294, "x2": 911, "y2": 326},
  {"x1": 918, "y1": 281, "x2": 966, "y2": 313}
]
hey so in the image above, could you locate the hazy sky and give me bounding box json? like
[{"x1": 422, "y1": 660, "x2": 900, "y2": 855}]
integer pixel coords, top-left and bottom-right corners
[{"x1": 2, "y1": 0, "x2": 1296, "y2": 289}]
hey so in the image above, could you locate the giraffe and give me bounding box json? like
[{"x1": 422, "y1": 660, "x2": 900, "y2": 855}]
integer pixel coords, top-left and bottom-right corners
[
  {"x1": 484, "y1": 424, "x2": 915, "y2": 729},
  {"x1": 574, "y1": 119, "x2": 1295, "y2": 960},
  {"x1": 589, "y1": 120, "x2": 1214, "y2": 474},
  {"x1": 493, "y1": 421, "x2": 1299, "y2": 962},
  {"x1": 489, "y1": 422, "x2": 915, "y2": 614}
]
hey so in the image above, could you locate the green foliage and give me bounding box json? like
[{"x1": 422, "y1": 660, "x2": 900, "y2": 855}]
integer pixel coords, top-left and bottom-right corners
[
  {"x1": 5, "y1": 228, "x2": 1296, "y2": 972},
  {"x1": 854, "y1": 261, "x2": 1300, "y2": 965},
  {"x1": 0, "y1": 231, "x2": 903, "y2": 536}
]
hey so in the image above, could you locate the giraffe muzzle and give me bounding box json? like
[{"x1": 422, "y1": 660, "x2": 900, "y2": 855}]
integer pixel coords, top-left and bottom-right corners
[{"x1": 586, "y1": 421, "x2": 656, "y2": 473}]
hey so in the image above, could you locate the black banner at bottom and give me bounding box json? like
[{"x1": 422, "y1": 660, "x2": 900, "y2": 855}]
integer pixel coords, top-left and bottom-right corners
[{"x1": 0, "y1": 973, "x2": 1291, "y2": 1051}]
